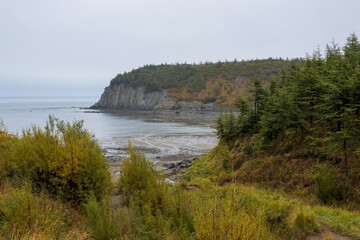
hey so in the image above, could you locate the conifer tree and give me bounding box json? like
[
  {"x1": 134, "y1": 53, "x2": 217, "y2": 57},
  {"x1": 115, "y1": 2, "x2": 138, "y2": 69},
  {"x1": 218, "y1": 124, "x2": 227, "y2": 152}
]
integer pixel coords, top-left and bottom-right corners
[
  {"x1": 343, "y1": 33, "x2": 360, "y2": 72},
  {"x1": 320, "y1": 39, "x2": 357, "y2": 175}
]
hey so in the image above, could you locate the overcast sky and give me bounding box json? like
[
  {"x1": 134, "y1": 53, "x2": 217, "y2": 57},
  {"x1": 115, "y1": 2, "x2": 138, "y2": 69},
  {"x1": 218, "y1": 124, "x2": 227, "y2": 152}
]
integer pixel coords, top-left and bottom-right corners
[{"x1": 1, "y1": 0, "x2": 360, "y2": 97}]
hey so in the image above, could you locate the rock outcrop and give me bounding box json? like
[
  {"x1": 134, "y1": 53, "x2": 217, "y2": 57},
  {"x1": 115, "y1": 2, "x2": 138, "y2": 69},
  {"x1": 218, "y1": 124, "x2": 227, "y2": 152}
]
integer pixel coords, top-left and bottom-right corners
[{"x1": 92, "y1": 84, "x2": 216, "y2": 110}]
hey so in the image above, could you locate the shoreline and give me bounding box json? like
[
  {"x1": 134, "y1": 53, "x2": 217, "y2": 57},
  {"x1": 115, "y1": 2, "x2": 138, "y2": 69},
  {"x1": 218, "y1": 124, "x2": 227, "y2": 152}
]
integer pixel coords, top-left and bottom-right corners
[
  {"x1": 97, "y1": 109, "x2": 219, "y2": 182},
  {"x1": 109, "y1": 152, "x2": 204, "y2": 183},
  {"x1": 84, "y1": 108, "x2": 220, "y2": 126}
]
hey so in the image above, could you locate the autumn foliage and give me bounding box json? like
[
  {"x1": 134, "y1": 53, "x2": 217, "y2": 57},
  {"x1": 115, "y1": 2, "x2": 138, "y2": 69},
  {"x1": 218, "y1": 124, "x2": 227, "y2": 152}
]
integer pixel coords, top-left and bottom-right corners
[{"x1": 0, "y1": 116, "x2": 112, "y2": 204}]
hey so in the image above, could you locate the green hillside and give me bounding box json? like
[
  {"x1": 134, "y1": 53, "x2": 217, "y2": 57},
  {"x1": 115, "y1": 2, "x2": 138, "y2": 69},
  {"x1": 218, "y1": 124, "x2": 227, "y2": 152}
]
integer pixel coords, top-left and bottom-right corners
[
  {"x1": 109, "y1": 58, "x2": 303, "y2": 106},
  {"x1": 213, "y1": 33, "x2": 360, "y2": 206}
]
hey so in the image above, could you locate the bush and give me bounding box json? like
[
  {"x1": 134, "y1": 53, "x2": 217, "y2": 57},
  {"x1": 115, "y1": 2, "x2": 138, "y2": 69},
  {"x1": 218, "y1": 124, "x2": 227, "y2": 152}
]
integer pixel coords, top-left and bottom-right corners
[
  {"x1": 291, "y1": 210, "x2": 320, "y2": 238},
  {"x1": 185, "y1": 151, "x2": 216, "y2": 182},
  {"x1": 243, "y1": 142, "x2": 254, "y2": 155},
  {"x1": 165, "y1": 186, "x2": 195, "y2": 237},
  {"x1": 0, "y1": 116, "x2": 112, "y2": 204},
  {"x1": 313, "y1": 163, "x2": 345, "y2": 204},
  {"x1": 192, "y1": 187, "x2": 275, "y2": 240},
  {"x1": 0, "y1": 131, "x2": 19, "y2": 181},
  {"x1": 265, "y1": 200, "x2": 292, "y2": 229},
  {"x1": 0, "y1": 184, "x2": 88, "y2": 239},
  {"x1": 117, "y1": 145, "x2": 197, "y2": 239},
  {"x1": 118, "y1": 142, "x2": 168, "y2": 210},
  {"x1": 84, "y1": 197, "x2": 133, "y2": 240}
]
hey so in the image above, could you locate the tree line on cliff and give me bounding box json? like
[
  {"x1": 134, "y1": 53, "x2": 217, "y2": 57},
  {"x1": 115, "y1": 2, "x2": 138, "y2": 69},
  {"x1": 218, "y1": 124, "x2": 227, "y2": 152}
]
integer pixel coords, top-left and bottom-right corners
[{"x1": 109, "y1": 58, "x2": 303, "y2": 105}]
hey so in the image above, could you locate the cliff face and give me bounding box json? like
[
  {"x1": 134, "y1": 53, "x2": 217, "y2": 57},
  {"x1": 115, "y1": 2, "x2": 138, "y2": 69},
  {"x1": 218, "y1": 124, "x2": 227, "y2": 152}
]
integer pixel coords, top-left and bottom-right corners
[{"x1": 92, "y1": 84, "x2": 216, "y2": 110}]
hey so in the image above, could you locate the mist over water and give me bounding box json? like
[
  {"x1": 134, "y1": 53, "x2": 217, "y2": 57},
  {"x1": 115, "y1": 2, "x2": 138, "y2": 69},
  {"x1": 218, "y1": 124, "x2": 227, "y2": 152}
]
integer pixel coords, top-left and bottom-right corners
[{"x1": 0, "y1": 97, "x2": 217, "y2": 163}]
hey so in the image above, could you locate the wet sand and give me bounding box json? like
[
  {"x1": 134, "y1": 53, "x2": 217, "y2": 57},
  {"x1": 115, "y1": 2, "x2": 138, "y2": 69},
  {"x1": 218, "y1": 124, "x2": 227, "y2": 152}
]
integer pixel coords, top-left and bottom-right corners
[
  {"x1": 102, "y1": 134, "x2": 217, "y2": 164},
  {"x1": 96, "y1": 110, "x2": 219, "y2": 177}
]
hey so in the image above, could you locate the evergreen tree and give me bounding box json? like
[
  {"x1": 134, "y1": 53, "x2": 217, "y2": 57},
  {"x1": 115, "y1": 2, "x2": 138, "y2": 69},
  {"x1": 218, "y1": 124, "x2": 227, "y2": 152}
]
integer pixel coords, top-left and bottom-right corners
[
  {"x1": 296, "y1": 58, "x2": 324, "y2": 125},
  {"x1": 261, "y1": 86, "x2": 303, "y2": 141},
  {"x1": 248, "y1": 79, "x2": 269, "y2": 122},
  {"x1": 343, "y1": 33, "x2": 360, "y2": 72}
]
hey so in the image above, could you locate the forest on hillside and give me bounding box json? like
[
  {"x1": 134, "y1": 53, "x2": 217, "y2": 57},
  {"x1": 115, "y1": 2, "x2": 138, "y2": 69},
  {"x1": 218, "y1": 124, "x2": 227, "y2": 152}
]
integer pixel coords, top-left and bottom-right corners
[
  {"x1": 109, "y1": 58, "x2": 303, "y2": 105},
  {"x1": 215, "y1": 33, "x2": 360, "y2": 203},
  {"x1": 216, "y1": 33, "x2": 360, "y2": 167}
]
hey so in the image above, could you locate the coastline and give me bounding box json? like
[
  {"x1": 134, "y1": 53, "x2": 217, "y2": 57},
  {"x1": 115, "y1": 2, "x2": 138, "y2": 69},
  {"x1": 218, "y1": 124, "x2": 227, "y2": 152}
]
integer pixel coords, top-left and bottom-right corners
[
  {"x1": 96, "y1": 109, "x2": 219, "y2": 182},
  {"x1": 84, "y1": 108, "x2": 220, "y2": 126}
]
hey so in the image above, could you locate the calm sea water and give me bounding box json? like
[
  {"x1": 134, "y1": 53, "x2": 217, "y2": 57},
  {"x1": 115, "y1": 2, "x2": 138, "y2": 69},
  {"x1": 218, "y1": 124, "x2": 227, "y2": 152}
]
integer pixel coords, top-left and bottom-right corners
[{"x1": 0, "y1": 97, "x2": 217, "y2": 163}]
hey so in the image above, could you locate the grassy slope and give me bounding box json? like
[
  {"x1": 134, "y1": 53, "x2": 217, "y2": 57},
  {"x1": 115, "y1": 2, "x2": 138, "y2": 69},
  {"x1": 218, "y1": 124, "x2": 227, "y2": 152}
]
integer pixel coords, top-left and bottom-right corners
[
  {"x1": 1, "y1": 137, "x2": 359, "y2": 239},
  {"x1": 185, "y1": 142, "x2": 360, "y2": 239}
]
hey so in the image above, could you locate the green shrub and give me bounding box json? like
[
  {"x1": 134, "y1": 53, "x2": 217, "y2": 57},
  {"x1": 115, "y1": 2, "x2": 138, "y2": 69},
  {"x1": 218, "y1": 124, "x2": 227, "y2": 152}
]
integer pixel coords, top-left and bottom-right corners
[
  {"x1": 84, "y1": 197, "x2": 132, "y2": 240},
  {"x1": 243, "y1": 143, "x2": 254, "y2": 155},
  {"x1": 265, "y1": 200, "x2": 292, "y2": 229},
  {"x1": 185, "y1": 152, "x2": 216, "y2": 182},
  {"x1": 192, "y1": 188, "x2": 275, "y2": 240},
  {"x1": 118, "y1": 142, "x2": 168, "y2": 210},
  {"x1": 235, "y1": 190, "x2": 262, "y2": 216},
  {"x1": 221, "y1": 149, "x2": 230, "y2": 170},
  {"x1": 166, "y1": 186, "x2": 195, "y2": 237},
  {"x1": 291, "y1": 210, "x2": 320, "y2": 238},
  {"x1": 0, "y1": 132, "x2": 19, "y2": 181},
  {"x1": 140, "y1": 203, "x2": 169, "y2": 239},
  {"x1": 0, "y1": 184, "x2": 88, "y2": 239},
  {"x1": 188, "y1": 177, "x2": 212, "y2": 190},
  {"x1": 0, "y1": 116, "x2": 112, "y2": 204},
  {"x1": 117, "y1": 145, "x2": 199, "y2": 239},
  {"x1": 313, "y1": 163, "x2": 345, "y2": 204}
]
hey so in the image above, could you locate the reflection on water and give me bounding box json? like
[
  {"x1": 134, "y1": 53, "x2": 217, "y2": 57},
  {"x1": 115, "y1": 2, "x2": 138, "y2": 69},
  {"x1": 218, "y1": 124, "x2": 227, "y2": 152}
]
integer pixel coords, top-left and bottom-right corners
[{"x1": 0, "y1": 97, "x2": 218, "y2": 163}]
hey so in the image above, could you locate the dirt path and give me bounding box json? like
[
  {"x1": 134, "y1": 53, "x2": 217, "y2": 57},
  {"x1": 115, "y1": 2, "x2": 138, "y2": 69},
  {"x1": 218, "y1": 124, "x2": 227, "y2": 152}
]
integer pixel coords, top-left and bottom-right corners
[{"x1": 306, "y1": 225, "x2": 353, "y2": 240}]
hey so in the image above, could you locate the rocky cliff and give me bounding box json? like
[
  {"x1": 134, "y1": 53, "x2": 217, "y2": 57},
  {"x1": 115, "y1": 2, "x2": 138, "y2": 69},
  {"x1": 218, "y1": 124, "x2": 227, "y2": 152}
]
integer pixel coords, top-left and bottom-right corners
[{"x1": 92, "y1": 84, "x2": 216, "y2": 110}]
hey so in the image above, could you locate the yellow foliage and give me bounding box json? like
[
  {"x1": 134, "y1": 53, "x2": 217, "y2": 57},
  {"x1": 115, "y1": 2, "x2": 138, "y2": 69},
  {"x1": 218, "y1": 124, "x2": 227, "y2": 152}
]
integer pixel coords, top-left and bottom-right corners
[
  {"x1": 290, "y1": 209, "x2": 320, "y2": 238},
  {"x1": 0, "y1": 116, "x2": 112, "y2": 204},
  {"x1": 171, "y1": 77, "x2": 239, "y2": 106},
  {"x1": 192, "y1": 185, "x2": 276, "y2": 240},
  {"x1": 0, "y1": 131, "x2": 19, "y2": 181},
  {"x1": 118, "y1": 142, "x2": 168, "y2": 210}
]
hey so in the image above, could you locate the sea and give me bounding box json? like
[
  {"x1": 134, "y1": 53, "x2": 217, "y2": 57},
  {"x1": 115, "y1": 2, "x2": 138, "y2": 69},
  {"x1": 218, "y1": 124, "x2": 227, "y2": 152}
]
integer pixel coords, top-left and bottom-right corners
[{"x1": 0, "y1": 97, "x2": 218, "y2": 164}]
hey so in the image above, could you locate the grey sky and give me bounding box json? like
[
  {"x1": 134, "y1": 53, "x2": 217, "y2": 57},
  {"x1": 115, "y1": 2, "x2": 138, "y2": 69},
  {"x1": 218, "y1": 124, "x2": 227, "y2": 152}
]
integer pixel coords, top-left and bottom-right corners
[{"x1": 1, "y1": 0, "x2": 360, "y2": 97}]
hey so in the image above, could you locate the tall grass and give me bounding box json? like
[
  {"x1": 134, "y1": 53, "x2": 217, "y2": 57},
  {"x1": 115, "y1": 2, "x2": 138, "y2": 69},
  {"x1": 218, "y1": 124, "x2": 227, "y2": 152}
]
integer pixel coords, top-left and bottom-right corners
[{"x1": 0, "y1": 184, "x2": 90, "y2": 239}]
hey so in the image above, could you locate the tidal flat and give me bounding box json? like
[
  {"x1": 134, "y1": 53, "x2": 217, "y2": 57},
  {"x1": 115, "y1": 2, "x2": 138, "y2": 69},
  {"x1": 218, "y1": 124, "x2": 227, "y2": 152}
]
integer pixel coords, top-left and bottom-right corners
[
  {"x1": 92, "y1": 109, "x2": 219, "y2": 181},
  {"x1": 95, "y1": 109, "x2": 219, "y2": 165}
]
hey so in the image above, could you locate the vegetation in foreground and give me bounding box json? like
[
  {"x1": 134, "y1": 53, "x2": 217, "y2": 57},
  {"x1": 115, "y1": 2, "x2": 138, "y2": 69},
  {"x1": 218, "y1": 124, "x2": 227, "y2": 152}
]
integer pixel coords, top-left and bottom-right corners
[
  {"x1": 1, "y1": 118, "x2": 360, "y2": 239},
  {"x1": 0, "y1": 117, "x2": 111, "y2": 239}
]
